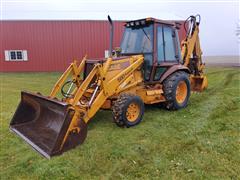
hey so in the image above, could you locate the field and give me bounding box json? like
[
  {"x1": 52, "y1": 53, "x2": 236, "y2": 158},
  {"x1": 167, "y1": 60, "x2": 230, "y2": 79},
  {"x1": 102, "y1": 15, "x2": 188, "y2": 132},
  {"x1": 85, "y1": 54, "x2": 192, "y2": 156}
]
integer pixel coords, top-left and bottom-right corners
[{"x1": 0, "y1": 67, "x2": 239, "y2": 179}]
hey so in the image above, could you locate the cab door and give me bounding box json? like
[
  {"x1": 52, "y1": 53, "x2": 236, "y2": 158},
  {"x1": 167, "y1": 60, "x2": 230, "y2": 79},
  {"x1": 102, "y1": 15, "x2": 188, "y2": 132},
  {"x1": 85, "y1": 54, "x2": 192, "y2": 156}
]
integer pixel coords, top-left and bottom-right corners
[{"x1": 153, "y1": 24, "x2": 181, "y2": 81}]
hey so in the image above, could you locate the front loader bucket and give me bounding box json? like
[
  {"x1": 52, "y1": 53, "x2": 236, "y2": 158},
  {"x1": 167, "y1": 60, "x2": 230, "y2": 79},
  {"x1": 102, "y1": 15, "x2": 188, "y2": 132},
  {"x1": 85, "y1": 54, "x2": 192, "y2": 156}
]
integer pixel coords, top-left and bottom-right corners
[
  {"x1": 190, "y1": 75, "x2": 208, "y2": 92},
  {"x1": 10, "y1": 91, "x2": 87, "y2": 158}
]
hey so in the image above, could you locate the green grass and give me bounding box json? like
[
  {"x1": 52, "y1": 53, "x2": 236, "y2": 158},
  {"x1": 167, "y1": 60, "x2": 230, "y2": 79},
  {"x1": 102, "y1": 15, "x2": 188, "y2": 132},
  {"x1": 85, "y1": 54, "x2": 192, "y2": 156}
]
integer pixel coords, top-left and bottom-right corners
[{"x1": 0, "y1": 67, "x2": 239, "y2": 179}]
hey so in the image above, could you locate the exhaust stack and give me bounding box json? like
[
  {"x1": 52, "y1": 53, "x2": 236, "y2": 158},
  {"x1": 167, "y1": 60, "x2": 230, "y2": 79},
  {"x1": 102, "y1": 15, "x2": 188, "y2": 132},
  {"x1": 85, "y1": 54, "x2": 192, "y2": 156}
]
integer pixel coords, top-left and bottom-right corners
[{"x1": 107, "y1": 15, "x2": 114, "y2": 57}]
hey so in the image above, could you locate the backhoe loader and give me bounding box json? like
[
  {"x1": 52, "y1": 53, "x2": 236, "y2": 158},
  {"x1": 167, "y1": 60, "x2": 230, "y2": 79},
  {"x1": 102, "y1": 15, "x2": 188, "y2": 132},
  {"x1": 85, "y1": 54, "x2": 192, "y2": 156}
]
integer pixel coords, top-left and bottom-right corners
[{"x1": 10, "y1": 15, "x2": 207, "y2": 158}]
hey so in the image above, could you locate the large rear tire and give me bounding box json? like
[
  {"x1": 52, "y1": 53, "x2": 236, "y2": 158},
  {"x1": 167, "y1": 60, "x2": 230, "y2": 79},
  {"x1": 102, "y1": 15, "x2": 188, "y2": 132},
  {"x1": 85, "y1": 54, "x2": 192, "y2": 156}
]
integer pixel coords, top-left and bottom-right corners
[
  {"x1": 163, "y1": 71, "x2": 191, "y2": 110},
  {"x1": 112, "y1": 94, "x2": 144, "y2": 127}
]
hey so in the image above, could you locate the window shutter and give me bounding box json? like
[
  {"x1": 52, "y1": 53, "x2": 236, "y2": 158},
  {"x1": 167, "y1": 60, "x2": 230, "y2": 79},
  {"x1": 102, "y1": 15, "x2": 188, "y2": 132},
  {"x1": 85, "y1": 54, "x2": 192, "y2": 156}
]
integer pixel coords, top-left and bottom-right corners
[
  {"x1": 5, "y1": 50, "x2": 10, "y2": 61},
  {"x1": 23, "y1": 50, "x2": 28, "y2": 61}
]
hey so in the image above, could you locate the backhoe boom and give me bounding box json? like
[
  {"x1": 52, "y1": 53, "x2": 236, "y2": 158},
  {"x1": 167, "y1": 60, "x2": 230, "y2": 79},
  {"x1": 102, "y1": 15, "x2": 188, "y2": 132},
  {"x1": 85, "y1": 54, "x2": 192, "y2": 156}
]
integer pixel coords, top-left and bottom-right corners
[{"x1": 181, "y1": 15, "x2": 208, "y2": 91}]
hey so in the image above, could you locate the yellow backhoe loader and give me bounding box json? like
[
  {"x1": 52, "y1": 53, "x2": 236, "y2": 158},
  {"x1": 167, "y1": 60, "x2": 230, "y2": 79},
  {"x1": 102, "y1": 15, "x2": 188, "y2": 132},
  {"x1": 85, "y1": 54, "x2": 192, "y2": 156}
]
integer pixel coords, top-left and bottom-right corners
[{"x1": 10, "y1": 15, "x2": 207, "y2": 158}]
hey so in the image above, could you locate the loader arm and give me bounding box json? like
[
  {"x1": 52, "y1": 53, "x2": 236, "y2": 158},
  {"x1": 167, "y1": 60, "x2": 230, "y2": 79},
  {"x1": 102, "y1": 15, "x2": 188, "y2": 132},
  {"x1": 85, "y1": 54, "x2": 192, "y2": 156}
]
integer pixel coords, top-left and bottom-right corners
[
  {"x1": 84, "y1": 56, "x2": 144, "y2": 120},
  {"x1": 64, "y1": 55, "x2": 144, "y2": 122}
]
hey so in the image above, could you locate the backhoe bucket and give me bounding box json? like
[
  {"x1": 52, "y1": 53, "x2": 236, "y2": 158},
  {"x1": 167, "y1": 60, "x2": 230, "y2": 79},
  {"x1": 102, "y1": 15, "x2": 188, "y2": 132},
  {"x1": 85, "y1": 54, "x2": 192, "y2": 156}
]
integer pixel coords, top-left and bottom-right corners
[
  {"x1": 10, "y1": 91, "x2": 87, "y2": 158},
  {"x1": 190, "y1": 75, "x2": 208, "y2": 92}
]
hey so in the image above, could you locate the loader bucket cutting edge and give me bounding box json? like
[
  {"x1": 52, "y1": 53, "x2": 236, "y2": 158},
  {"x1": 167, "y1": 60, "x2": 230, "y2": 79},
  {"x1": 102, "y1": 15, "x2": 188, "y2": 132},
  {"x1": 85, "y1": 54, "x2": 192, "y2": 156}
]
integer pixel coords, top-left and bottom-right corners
[{"x1": 10, "y1": 91, "x2": 87, "y2": 158}]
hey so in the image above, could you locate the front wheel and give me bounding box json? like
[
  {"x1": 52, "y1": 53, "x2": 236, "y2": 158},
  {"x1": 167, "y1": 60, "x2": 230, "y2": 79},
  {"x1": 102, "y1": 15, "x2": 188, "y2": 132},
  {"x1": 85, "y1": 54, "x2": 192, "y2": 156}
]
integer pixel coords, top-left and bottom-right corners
[
  {"x1": 163, "y1": 71, "x2": 191, "y2": 110},
  {"x1": 112, "y1": 94, "x2": 144, "y2": 127}
]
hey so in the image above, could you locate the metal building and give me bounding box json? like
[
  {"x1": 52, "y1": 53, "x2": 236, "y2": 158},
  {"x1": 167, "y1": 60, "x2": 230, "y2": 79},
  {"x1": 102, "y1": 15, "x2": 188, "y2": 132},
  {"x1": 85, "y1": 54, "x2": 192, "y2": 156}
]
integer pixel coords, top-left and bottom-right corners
[{"x1": 0, "y1": 20, "x2": 186, "y2": 72}]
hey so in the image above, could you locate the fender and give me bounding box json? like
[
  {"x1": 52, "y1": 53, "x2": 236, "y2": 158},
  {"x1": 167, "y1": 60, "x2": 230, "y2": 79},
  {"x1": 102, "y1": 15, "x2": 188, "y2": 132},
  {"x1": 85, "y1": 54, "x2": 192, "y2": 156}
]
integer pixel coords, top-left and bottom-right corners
[{"x1": 159, "y1": 64, "x2": 190, "y2": 83}]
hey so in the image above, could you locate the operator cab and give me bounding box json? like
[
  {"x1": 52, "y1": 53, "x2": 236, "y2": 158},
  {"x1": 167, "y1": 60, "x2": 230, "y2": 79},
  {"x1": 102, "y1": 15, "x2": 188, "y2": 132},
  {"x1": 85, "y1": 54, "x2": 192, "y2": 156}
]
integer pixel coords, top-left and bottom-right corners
[{"x1": 120, "y1": 18, "x2": 181, "y2": 82}]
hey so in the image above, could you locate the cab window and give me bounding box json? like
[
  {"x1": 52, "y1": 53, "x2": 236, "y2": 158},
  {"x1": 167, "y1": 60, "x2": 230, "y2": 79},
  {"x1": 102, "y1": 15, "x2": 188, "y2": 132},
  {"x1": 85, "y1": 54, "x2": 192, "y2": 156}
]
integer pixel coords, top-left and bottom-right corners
[
  {"x1": 164, "y1": 26, "x2": 176, "y2": 61},
  {"x1": 157, "y1": 25, "x2": 178, "y2": 63},
  {"x1": 157, "y1": 26, "x2": 164, "y2": 62}
]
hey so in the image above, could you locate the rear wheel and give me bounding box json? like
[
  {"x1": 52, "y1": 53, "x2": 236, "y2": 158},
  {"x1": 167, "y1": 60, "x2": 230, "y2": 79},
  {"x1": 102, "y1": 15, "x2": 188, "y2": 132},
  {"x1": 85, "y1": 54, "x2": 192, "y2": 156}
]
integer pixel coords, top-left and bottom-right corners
[
  {"x1": 163, "y1": 71, "x2": 190, "y2": 110},
  {"x1": 112, "y1": 94, "x2": 144, "y2": 127}
]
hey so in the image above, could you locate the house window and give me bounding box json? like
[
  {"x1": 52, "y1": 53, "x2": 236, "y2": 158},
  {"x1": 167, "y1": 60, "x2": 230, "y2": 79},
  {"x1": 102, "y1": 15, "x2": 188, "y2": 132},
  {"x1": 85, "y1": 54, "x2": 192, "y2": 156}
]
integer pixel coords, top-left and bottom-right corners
[{"x1": 5, "y1": 50, "x2": 28, "y2": 61}]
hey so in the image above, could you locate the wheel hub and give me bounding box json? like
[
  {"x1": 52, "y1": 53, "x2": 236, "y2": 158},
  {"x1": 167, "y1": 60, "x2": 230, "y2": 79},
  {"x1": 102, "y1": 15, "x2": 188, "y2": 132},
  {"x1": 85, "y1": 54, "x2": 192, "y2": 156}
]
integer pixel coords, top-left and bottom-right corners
[
  {"x1": 176, "y1": 81, "x2": 188, "y2": 104},
  {"x1": 126, "y1": 103, "x2": 140, "y2": 122}
]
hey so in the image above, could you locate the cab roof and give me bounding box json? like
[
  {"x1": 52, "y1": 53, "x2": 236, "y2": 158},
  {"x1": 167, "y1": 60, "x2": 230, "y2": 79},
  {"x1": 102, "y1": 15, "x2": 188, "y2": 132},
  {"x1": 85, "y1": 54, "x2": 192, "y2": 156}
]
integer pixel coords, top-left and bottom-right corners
[{"x1": 125, "y1": 17, "x2": 175, "y2": 27}]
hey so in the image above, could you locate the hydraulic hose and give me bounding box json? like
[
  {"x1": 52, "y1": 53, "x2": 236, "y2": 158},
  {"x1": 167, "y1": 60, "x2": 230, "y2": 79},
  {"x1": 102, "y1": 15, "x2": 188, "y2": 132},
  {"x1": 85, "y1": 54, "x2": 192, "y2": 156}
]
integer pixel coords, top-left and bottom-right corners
[
  {"x1": 61, "y1": 80, "x2": 75, "y2": 98},
  {"x1": 184, "y1": 14, "x2": 201, "y2": 36}
]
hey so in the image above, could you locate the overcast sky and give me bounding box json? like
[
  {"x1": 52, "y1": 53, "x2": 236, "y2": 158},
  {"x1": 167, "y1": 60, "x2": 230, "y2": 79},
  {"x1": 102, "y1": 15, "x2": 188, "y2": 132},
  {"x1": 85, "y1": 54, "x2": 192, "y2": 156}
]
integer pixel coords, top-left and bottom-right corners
[{"x1": 1, "y1": 0, "x2": 239, "y2": 56}]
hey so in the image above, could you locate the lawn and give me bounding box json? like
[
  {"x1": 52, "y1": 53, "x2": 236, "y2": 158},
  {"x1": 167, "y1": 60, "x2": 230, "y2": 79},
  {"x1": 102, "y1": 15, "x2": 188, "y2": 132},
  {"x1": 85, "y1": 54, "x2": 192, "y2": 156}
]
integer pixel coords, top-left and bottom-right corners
[{"x1": 0, "y1": 67, "x2": 239, "y2": 179}]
